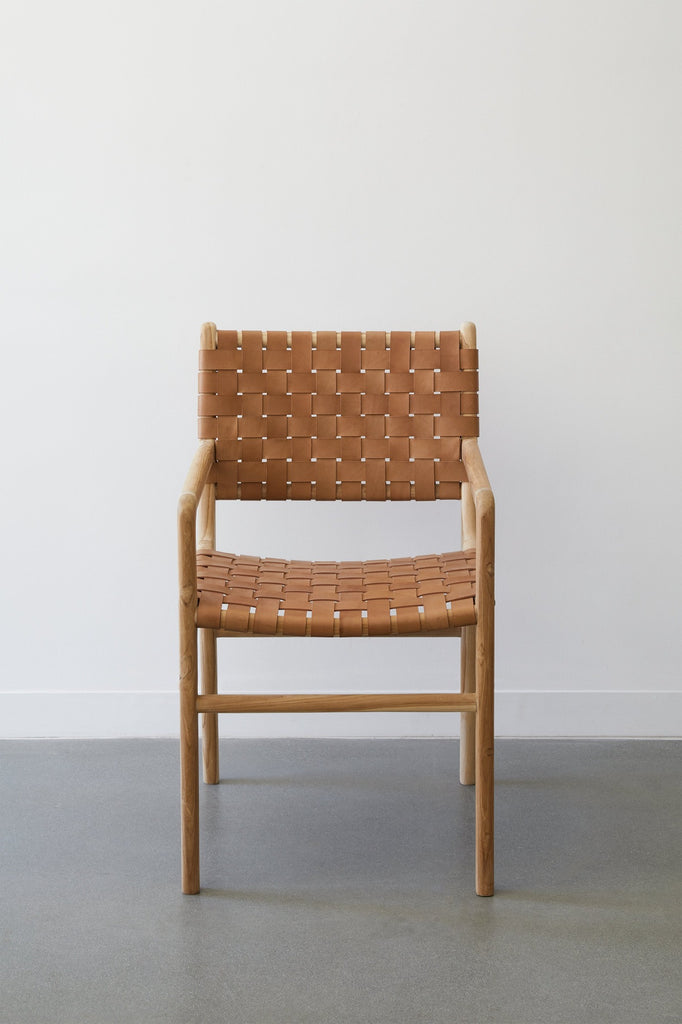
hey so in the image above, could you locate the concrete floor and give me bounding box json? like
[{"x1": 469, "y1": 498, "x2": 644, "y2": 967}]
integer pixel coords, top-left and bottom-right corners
[{"x1": 1, "y1": 739, "x2": 680, "y2": 1024}]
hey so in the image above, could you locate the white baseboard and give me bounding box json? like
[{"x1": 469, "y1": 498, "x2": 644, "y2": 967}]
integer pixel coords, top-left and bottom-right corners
[{"x1": 1, "y1": 689, "x2": 681, "y2": 738}]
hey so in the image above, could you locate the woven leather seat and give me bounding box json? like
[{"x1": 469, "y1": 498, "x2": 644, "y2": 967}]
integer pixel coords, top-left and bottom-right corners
[
  {"x1": 196, "y1": 549, "x2": 477, "y2": 636},
  {"x1": 178, "y1": 323, "x2": 495, "y2": 897}
]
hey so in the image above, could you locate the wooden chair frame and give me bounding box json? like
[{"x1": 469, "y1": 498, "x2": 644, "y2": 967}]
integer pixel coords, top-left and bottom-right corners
[{"x1": 178, "y1": 322, "x2": 495, "y2": 896}]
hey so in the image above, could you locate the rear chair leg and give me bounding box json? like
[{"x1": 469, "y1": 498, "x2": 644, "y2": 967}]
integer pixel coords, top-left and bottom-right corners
[
  {"x1": 200, "y1": 628, "x2": 219, "y2": 784},
  {"x1": 459, "y1": 624, "x2": 476, "y2": 785}
]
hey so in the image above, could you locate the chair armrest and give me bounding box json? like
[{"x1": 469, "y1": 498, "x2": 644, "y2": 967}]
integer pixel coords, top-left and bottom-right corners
[
  {"x1": 178, "y1": 441, "x2": 215, "y2": 612},
  {"x1": 178, "y1": 440, "x2": 216, "y2": 515},
  {"x1": 461, "y1": 439, "x2": 495, "y2": 610}
]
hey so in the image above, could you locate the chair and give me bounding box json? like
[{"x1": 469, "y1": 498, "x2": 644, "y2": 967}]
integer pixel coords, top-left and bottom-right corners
[{"x1": 178, "y1": 323, "x2": 495, "y2": 896}]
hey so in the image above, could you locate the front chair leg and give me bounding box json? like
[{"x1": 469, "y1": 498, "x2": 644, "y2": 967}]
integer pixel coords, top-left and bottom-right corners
[
  {"x1": 180, "y1": 624, "x2": 200, "y2": 894},
  {"x1": 474, "y1": 613, "x2": 494, "y2": 897},
  {"x1": 200, "y1": 628, "x2": 219, "y2": 785}
]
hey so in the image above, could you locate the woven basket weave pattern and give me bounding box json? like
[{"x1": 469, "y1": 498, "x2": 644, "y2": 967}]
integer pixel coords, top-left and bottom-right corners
[
  {"x1": 198, "y1": 330, "x2": 479, "y2": 501},
  {"x1": 196, "y1": 549, "x2": 477, "y2": 637}
]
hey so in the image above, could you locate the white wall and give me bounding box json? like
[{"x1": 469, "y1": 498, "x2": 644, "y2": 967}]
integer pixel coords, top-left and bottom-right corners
[{"x1": 2, "y1": 0, "x2": 681, "y2": 737}]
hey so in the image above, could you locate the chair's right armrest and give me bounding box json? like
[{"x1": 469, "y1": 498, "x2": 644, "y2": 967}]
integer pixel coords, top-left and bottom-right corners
[{"x1": 178, "y1": 440, "x2": 216, "y2": 517}]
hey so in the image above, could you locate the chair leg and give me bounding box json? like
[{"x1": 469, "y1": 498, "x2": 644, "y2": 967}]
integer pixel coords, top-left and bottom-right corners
[
  {"x1": 180, "y1": 624, "x2": 200, "y2": 894},
  {"x1": 474, "y1": 613, "x2": 494, "y2": 896},
  {"x1": 459, "y1": 624, "x2": 476, "y2": 785},
  {"x1": 200, "y1": 628, "x2": 220, "y2": 785}
]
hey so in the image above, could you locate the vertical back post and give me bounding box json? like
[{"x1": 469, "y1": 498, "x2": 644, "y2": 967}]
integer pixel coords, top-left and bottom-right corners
[
  {"x1": 459, "y1": 323, "x2": 477, "y2": 785},
  {"x1": 198, "y1": 322, "x2": 219, "y2": 785},
  {"x1": 474, "y1": 484, "x2": 494, "y2": 895}
]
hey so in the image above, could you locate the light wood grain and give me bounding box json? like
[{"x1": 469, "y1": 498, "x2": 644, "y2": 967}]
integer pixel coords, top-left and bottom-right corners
[
  {"x1": 459, "y1": 624, "x2": 476, "y2": 785},
  {"x1": 178, "y1": 497, "x2": 200, "y2": 894},
  {"x1": 460, "y1": 321, "x2": 476, "y2": 348},
  {"x1": 197, "y1": 482, "x2": 216, "y2": 552},
  {"x1": 196, "y1": 693, "x2": 477, "y2": 714},
  {"x1": 460, "y1": 322, "x2": 495, "y2": 893},
  {"x1": 180, "y1": 440, "x2": 215, "y2": 508},
  {"x1": 198, "y1": 323, "x2": 219, "y2": 786},
  {"x1": 200, "y1": 629, "x2": 219, "y2": 785},
  {"x1": 459, "y1": 475, "x2": 477, "y2": 787},
  {"x1": 200, "y1": 321, "x2": 217, "y2": 350},
  {"x1": 178, "y1": 418, "x2": 216, "y2": 892},
  {"x1": 461, "y1": 438, "x2": 492, "y2": 499},
  {"x1": 474, "y1": 488, "x2": 495, "y2": 896}
]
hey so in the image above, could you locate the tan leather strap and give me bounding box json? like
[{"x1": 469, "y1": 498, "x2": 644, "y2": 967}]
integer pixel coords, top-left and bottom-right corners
[
  {"x1": 196, "y1": 549, "x2": 477, "y2": 637},
  {"x1": 198, "y1": 331, "x2": 479, "y2": 500}
]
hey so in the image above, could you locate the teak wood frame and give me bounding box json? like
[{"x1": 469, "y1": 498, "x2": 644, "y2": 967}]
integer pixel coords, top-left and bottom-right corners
[{"x1": 178, "y1": 321, "x2": 495, "y2": 897}]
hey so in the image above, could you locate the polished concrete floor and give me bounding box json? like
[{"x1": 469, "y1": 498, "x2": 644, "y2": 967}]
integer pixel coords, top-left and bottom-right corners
[{"x1": 1, "y1": 739, "x2": 680, "y2": 1024}]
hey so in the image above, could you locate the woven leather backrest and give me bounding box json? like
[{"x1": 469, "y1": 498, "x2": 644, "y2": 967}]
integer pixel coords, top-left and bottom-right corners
[{"x1": 198, "y1": 330, "x2": 479, "y2": 500}]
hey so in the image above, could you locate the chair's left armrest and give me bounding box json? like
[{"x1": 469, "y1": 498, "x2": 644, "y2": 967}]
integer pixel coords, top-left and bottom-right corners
[
  {"x1": 178, "y1": 440, "x2": 216, "y2": 610},
  {"x1": 462, "y1": 439, "x2": 494, "y2": 512}
]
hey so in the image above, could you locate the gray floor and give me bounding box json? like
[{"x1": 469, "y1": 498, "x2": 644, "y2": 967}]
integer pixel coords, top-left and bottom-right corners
[{"x1": 1, "y1": 739, "x2": 680, "y2": 1024}]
